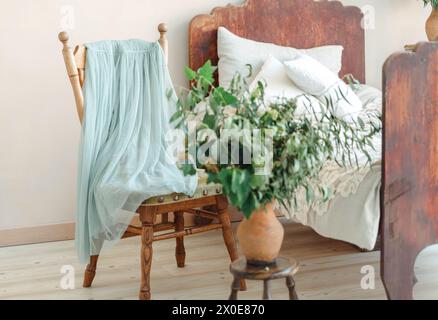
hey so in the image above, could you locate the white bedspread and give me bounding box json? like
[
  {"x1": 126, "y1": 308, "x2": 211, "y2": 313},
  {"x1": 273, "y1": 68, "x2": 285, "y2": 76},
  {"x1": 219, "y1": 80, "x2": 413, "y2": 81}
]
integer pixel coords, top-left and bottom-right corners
[{"x1": 278, "y1": 84, "x2": 382, "y2": 250}]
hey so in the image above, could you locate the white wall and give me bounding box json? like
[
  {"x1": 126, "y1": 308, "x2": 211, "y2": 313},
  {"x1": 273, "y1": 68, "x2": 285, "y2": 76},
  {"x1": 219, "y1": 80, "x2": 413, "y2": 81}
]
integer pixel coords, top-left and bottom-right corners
[{"x1": 0, "y1": 0, "x2": 431, "y2": 231}]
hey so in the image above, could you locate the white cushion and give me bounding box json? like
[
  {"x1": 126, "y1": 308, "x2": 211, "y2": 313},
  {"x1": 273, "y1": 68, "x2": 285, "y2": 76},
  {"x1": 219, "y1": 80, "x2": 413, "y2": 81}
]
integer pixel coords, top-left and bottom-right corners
[
  {"x1": 218, "y1": 27, "x2": 343, "y2": 88},
  {"x1": 249, "y1": 55, "x2": 322, "y2": 116},
  {"x1": 284, "y1": 54, "x2": 362, "y2": 121}
]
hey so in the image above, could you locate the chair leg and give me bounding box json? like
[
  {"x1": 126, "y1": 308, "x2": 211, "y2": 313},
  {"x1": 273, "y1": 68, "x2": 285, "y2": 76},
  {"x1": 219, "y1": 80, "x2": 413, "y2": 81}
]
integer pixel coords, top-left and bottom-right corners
[
  {"x1": 216, "y1": 195, "x2": 247, "y2": 291},
  {"x1": 83, "y1": 255, "x2": 99, "y2": 287},
  {"x1": 174, "y1": 211, "x2": 186, "y2": 268},
  {"x1": 139, "y1": 221, "x2": 154, "y2": 300}
]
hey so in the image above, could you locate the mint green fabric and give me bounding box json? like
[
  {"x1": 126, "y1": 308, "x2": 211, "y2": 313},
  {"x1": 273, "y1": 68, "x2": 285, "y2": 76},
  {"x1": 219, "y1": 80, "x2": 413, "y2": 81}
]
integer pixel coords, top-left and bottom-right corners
[{"x1": 76, "y1": 40, "x2": 197, "y2": 263}]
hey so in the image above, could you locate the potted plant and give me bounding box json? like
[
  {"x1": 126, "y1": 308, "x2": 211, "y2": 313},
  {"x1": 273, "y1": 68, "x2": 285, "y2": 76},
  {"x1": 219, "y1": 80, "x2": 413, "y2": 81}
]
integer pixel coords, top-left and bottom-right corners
[
  {"x1": 422, "y1": 0, "x2": 438, "y2": 40},
  {"x1": 170, "y1": 61, "x2": 381, "y2": 266}
]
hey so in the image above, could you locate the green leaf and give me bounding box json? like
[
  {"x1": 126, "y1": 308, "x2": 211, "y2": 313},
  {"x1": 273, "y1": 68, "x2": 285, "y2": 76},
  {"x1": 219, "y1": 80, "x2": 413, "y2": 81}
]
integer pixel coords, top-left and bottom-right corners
[
  {"x1": 229, "y1": 169, "x2": 251, "y2": 207},
  {"x1": 166, "y1": 88, "x2": 174, "y2": 99},
  {"x1": 249, "y1": 174, "x2": 268, "y2": 189},
  {"x1": 184, "y1": 66, "x2": 197, "y2": 81},
  {"x1": 305, "y1": 185, "x2": 314, "y2": 203},
  {"x1": 203, "y1": 114, "x2": 217, "y2": 129},
  {"x1": 241, "y1": 192, "x2": 259, "y2": 219},
  {"x1": 181, "y1": 164, "x2": 196, "y2": 176},
  {"x1": 321, "y1": 186, "x2": 331, "y2": 201},
  {"x1": 169, "y1": 110, "x2": 182, "y2": 123},
  {"x1": 198, "y1": 60, "x2": 215, "y2": 84},
  {"x1": 207, "y1": 172, "x2": 220, "y2": 184},
  {"x1": 293, "y1": 159, "x2": 300, "y2": 173},
  {"x1": 213, "y1": 87, "x2": 239, "y2": 106},
  {"x1": 357, "y1": 117, "x2": 365, "y2": 129}
]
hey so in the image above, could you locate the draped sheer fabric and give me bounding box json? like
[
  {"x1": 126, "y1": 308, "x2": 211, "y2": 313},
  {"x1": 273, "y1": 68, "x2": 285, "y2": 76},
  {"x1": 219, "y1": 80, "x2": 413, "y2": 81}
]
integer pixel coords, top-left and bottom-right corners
[{"x1": 76, "y1": 40, "x2": 197, "y2": 263}]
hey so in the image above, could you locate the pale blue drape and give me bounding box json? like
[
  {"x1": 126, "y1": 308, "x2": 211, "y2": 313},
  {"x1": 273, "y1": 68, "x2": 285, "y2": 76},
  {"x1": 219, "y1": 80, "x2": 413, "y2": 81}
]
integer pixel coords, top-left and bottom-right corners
[{"x1": 76, "y1": 40, "x2": 197, "y2": 263}]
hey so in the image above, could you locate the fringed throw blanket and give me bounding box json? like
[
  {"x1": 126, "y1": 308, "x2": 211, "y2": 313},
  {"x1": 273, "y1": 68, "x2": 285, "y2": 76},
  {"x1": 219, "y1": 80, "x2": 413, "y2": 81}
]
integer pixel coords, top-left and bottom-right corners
[{"x1": 76, "y1": 40, "x2": 197, "y2": 263}]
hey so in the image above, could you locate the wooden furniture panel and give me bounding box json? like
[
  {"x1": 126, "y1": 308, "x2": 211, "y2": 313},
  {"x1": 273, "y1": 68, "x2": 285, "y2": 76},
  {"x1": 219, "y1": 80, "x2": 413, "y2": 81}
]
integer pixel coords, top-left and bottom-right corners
[
  {"x1": 189, "y1": 0, "x2": 365, "y2": 84},
  {"x1": 381, "y1": 41, "x2": 438, "y2": 300}
]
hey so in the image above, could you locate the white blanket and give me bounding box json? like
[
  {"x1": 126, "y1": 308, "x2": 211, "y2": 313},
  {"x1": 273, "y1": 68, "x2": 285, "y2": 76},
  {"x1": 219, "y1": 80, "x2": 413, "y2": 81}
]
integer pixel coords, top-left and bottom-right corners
[{"x1": 278, "y1": 85, "x2": 382, "y2": 250}]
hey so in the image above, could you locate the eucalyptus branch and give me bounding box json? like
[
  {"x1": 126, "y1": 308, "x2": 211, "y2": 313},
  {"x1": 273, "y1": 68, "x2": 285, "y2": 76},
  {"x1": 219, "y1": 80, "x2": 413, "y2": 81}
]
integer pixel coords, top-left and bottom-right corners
[{"x1": 171, "y1": 61, "x2": 382, "y2": 218}]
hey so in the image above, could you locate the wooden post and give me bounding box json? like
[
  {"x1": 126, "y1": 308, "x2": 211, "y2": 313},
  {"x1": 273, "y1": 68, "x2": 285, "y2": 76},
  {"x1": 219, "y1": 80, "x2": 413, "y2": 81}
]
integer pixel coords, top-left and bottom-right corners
[
  {"x1": 58, "y1": 31, "x2": 84, "y2": 123},
  {"x1": 158, "y1": 23, "x2": 168, "y2": 64}
]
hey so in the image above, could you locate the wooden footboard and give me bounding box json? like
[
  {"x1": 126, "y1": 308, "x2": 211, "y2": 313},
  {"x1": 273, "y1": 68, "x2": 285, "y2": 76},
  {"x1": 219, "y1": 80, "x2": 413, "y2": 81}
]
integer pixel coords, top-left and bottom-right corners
[{"x1": 381, "y1": 41, "x2": 438, "y2": 300}]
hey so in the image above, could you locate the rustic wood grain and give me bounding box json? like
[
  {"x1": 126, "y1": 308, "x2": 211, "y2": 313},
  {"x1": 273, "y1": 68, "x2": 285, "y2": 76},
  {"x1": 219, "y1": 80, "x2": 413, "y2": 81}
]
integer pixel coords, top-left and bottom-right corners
[
  {"x1": 189, "y1": 0, "x2": 365, "y2": 84},
  {"x1": 139, "y1": 208, "x2": 156, "y2": 300},
  {"x1": 381, "y1": 42, "x2": 438, "y2": 300},
  {"x1": 174, "y1": 211, "x2": 186, "y2": 268}
]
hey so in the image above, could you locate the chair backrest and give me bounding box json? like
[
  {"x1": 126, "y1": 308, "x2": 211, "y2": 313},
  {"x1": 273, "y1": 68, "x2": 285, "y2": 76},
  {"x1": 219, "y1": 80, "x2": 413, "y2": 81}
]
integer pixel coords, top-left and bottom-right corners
[{"x1": 58, "y1": 23, "x2": 169, "y2": 124}]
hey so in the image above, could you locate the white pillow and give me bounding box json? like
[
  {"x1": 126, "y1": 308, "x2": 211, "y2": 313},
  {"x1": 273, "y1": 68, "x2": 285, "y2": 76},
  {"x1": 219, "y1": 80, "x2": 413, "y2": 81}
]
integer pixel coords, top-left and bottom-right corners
[
  {"x1": 218, "y1": 27, "x2": 343, "y2": 88},
  {"x1": 249, "y1": 55, "x2": 322, "y2": 116},
  {"x1": 284, "y1": 54, "x2": 362, "y2": 121}
]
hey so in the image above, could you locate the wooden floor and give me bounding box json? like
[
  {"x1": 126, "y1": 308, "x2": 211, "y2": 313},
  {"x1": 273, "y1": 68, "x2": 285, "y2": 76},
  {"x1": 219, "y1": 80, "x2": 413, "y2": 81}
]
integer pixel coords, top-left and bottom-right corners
[{"x1": 1, "y1": 220, "x2": 437, "y2": 300}]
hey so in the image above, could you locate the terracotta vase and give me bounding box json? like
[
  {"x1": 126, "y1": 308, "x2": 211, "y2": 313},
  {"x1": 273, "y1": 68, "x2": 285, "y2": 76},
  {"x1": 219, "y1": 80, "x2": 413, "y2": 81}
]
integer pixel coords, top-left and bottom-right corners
[
  {"x1": 236, "y1": 202, "x2": 284, "y2": 266},
  {"x1": 426, "y1": 8, "x2": 438, "y2": 41}
]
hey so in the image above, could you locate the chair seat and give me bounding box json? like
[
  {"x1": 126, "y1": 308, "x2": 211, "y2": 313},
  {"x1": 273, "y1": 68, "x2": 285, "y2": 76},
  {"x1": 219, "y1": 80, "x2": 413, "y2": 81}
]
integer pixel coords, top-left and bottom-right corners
[{"x1": 141, "y1": 172, "x2": 222, "y2": 206}]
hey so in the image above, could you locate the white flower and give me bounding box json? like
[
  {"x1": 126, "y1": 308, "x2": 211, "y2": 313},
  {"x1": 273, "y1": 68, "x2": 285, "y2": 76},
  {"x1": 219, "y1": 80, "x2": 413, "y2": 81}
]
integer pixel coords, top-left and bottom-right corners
[{"x1": 256, "y1": 105, "x2": 270, "y2": 116}]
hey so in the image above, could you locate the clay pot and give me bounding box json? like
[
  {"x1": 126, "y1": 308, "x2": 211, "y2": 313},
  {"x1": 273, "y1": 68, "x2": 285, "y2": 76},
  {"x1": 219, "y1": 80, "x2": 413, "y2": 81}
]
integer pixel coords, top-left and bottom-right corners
[
  {"x1": 426, "y1": 9, "x2": 438, "y2": 41},
  {"x1": 236, "y1": 202, "x2": 284, "y2": 266}
]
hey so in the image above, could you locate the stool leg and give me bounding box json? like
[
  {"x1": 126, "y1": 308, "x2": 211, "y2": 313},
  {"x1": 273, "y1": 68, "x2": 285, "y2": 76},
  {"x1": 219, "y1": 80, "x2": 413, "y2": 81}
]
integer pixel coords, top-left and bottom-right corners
[
  {"x1": 263, "y1": 280, "x2": 272, "y2": 300},
  {"x1": 286, "y1": 276, "x2": 298, "y2": 300},
  {"x1": 174, "y1": 211, "x2": 186, "y2": 268},
  {"x1": 228, "y1": 277, "x2": 240, "y2": 300}
]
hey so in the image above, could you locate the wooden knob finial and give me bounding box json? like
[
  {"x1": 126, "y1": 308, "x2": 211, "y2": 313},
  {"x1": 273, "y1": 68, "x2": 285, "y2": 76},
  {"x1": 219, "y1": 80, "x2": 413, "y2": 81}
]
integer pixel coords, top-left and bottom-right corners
[
  {"x1": 158, "y1": 23, "x2": 168, "y2": 34},
  {"x1": 58, "y1": 31, "x2": 69, "y2": 44}
]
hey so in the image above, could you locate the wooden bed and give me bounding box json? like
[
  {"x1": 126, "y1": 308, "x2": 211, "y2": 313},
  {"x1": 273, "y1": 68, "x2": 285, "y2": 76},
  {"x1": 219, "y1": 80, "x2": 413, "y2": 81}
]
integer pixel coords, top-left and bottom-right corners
[{"x1": 189, "y1": 0, "x2": 438, "y2": 300}]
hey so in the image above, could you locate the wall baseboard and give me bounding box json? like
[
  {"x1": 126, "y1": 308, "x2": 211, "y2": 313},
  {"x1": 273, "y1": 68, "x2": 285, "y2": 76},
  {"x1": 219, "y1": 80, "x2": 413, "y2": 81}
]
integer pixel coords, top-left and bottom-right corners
[
  {"x1": 0, "y1": 222, "x2": 75, "y2": 247},
  {"x1": 0, "y1": 208, "x2": 243, "y2": 247}
]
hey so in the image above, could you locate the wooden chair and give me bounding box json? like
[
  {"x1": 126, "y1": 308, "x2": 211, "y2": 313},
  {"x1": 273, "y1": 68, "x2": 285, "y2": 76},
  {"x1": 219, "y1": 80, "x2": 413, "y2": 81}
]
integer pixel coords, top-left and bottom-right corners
[{"x1": 58, "y1": 23, "x2": 245, "y2": 300}]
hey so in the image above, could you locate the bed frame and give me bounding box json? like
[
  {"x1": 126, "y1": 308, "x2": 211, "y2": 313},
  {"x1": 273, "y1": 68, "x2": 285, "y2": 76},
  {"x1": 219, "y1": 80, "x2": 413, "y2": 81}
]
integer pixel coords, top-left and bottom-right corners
[
  {"x1": 382, "y1": 42, "x2": 438, "y2": 300},
  {"x1": 189, "y1": 0, "x2": 365, "y2": 84}
]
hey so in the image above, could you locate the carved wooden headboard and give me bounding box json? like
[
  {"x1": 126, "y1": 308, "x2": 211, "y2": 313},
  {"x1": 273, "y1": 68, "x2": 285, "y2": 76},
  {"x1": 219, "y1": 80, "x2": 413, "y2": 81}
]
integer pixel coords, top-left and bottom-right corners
[{"x1": 189, "y1": 0, "x2": 365, "y2": 84}]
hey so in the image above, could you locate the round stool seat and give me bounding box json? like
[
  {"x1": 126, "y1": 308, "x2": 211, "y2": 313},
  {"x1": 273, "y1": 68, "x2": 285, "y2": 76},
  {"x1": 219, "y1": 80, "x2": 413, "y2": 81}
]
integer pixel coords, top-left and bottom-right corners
[
  {"x1": 228, "y1": 257, "x2": 300, "y2": 300},
  {"x1": 230, "y1": 257, "x2": 299, "y2": 280}
]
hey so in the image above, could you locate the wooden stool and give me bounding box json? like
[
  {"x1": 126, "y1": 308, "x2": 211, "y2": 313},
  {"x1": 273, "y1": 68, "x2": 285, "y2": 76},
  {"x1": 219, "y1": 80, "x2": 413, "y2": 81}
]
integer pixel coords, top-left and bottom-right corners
[{"x1": 229, "y1": 257, "x2": 299, "y2": 300}]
